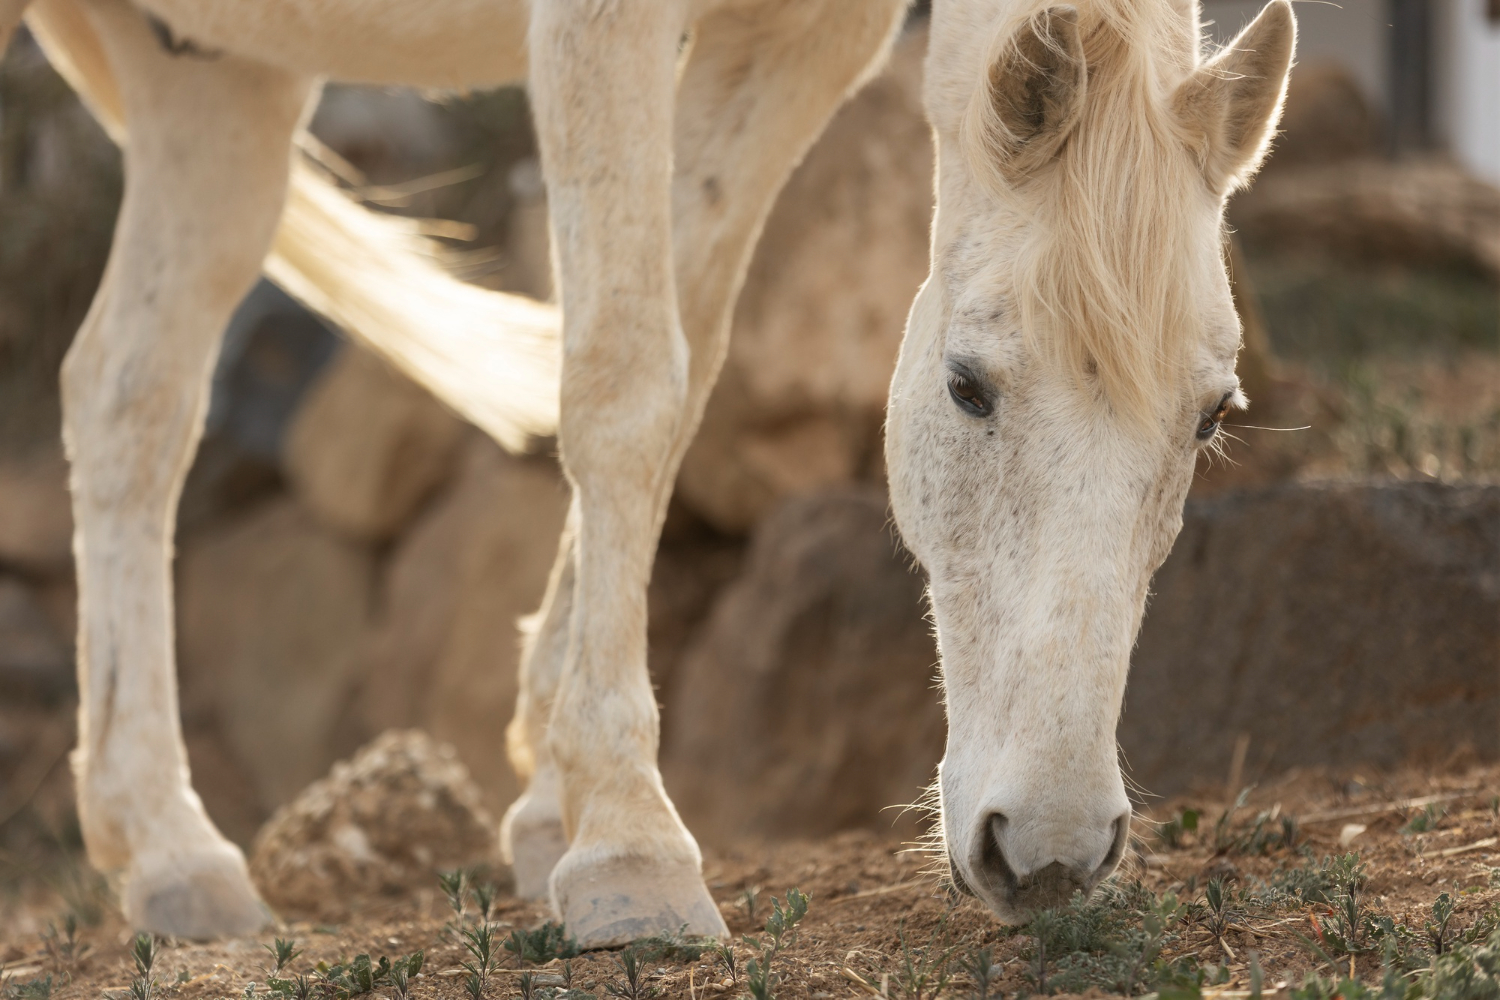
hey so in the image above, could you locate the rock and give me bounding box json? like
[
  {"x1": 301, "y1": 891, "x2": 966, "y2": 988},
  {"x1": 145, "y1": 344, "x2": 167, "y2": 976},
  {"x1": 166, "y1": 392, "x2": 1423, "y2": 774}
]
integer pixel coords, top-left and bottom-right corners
[
  {"x1": 1265, "y1": 62, "x2": 1381, "y2": 170},
  {"x1": 0, "y1": 576, "x2": 71, "y2": 702},
  {"x1": 676, "y1": 25, "x2": 931, "y2": 532},
  {"x1": 176, "y1": 498, "x2": 376, "y2": 810},
  {"x1": 1230, "y1": 160, "x2": 1500, "y2": 279},
  {"x1": 1121, "y1": 482, "x2": 1500, "y2": 796},
  {"x1": 284, "y1": 345, "x2": 466, "y2": 543},
  {"x1": 345, "y1": 436, "x2": 568, "y2": 809},
  {"x1": 0, "y1": 449, "x2": 73, "y2": 576},
  {"x1": 661, "y1": 487, "x2": 943, "y2": 844},
  {"x1": 648, "y1": 502, "x2": 746, "y2": 702},
  {"x1": 249, "y1": 730, "x2": 496, "y2": 920}
]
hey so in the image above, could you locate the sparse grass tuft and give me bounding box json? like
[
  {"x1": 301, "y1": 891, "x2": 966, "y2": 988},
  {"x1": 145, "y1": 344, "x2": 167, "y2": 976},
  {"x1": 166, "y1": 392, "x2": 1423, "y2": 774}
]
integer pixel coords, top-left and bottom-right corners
[
  {"x1": 504, "y1": 922, "x2": 580, "y2": 965},
  {"x1": 630, "y1": 925, "x2": 716, "y2": 963},
  {"x1": 266, "y1": 939, "x2": 303, "y2": 978},
  {"x1": 1156, "y1": 808, "x2": 1200, "y2": 849},
  {"x1": 603, "y1": 948, "x2": 655, "y2": 1000},
  {"x1": 128, "y1": 934, "x2": 160, "y2": 1000},
  {"x1": 40, "y1": 914, "x2": 82, "y2": 968},
  {"x1": 1405, "y1": 804, "x2": 1449, "y2": 835},
  {"x1": 1020, "y1": 882, "x2": 1197, "y2": 996},
  {"x1": 892, "y1": 920, "x2": 956, "y2": 1000},
  {"x1": 957, "y1": 947, "x2": 998, "y2": 1000}
]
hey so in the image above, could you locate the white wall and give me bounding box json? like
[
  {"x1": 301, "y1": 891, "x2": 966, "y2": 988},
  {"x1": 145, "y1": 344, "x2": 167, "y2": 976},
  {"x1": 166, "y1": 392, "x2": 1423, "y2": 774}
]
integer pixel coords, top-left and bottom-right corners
[{"x1": 1436, "y1": 0, "x2": 1500, "y2": 185}]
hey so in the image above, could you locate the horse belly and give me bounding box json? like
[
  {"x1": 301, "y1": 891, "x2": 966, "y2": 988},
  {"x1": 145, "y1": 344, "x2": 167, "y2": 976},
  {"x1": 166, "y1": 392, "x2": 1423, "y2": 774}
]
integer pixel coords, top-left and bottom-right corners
[{"x1": 134, "y1": 0, "x2": 529, "y2": 88}]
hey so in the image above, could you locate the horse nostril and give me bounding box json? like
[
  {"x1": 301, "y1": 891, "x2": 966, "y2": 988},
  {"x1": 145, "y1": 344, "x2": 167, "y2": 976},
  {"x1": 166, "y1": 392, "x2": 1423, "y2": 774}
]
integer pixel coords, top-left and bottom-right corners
[
  {"x1": 1094, "y1": 811, "x2": 1131, "y2": 880},
  {"x1": 973, "y1": 812, "x2": 1019, "y2": 899}
]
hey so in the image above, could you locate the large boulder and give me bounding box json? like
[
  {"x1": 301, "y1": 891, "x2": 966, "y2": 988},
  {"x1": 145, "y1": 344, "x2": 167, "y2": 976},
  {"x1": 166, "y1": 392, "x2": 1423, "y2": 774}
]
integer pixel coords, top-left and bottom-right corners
[
  {"x1": 1262, "y1": 62, "x2": 1381, "y2": 171},
  {"x1": 176, "y1": 498, "x2": 376, "y2": 810},
  {"x1": 284, "y1": 345, "x2": 466, "y2": 543},
  {"x1": 1230, "y1": 160, "x2": 1500, "y2": 279},
  {"x1": 0, "y1": 576, "x2": 71, "y2": 702},
  {"x1": 1121, "y1": 482, "x2": 1500, "y2": 795},
  {"x1": 675, "y1": 26, "x2": 932, "y2": 533},
  {"x1": 0, "y1": 449, "x2": 72, "y2": 576},
  {"x1": 661, "y1": 487, "x2": 943, "y2": 844},
  {"x1": 345, "y1": 435, "x2": 569, "y2": 809},
  {"x1": 249, "y1": 729, "x2": 496, "y2": 920}
]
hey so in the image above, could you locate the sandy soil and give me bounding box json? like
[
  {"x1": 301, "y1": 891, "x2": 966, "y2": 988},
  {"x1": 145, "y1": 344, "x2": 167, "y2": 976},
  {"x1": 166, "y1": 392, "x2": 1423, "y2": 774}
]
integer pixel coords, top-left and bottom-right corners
[{"x1": 3, "y1": 762, "x2": 1499, "y2": 1000}]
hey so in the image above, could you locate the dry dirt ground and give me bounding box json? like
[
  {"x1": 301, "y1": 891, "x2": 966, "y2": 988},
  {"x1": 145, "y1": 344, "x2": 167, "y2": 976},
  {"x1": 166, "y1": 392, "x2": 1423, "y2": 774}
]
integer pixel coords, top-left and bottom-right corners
[{"x1": 5, "y1": 762, "x2": 1500, "y2": 1000}]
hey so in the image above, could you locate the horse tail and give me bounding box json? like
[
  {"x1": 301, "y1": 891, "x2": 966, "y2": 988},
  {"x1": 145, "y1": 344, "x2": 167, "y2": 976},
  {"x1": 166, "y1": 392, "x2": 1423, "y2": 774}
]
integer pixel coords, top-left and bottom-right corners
[{"x1": 24, "y1": 0, "x2": 560, "y2": 451}]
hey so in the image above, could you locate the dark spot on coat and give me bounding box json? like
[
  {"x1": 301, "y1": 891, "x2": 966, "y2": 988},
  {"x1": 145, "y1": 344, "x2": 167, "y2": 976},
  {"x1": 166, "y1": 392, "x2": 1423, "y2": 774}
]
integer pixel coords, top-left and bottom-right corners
[{"x1": 148, "y1": 15, "x2": 222, "y2": 59}]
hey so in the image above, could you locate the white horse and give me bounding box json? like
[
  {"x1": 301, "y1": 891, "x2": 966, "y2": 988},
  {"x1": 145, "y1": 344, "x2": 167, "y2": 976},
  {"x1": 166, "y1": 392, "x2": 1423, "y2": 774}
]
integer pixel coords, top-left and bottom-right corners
[{"x1": 2, "y1": 0, "x2": 1293, "y2": 945}]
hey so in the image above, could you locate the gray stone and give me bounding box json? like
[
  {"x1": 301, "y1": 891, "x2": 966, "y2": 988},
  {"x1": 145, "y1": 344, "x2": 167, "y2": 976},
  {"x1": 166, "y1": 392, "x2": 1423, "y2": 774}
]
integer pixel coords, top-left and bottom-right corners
[
  {"x1": 661, "y1": 487, "x2": 943, "y2": 844},
  {"x1": 1121, "y1": 482, "x2": 1500, "y2": 796}
]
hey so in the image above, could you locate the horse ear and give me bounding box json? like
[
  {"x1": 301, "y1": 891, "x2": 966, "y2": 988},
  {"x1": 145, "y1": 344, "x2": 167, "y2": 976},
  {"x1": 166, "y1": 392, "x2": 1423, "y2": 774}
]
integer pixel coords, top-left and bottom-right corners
[
  {"x1": 971, "y1": 6, "x2": 1087, "y2": 184},
  {"x1": 1174, "y1": 0, "x2": 1296, "y2": 193}
]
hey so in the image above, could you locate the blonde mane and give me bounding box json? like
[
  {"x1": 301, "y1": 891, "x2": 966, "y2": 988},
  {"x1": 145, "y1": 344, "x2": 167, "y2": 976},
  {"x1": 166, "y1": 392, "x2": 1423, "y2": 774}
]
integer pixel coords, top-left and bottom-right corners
[{"x1": 965, "y1": 0, "x2": 1215, "y2": 426}]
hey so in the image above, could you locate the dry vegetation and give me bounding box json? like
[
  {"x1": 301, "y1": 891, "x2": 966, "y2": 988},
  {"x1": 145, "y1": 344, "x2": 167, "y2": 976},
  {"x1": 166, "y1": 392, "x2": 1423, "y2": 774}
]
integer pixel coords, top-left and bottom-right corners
[{"x1": 5, "y1": 763, "x2": 1500, "y2": 1000}]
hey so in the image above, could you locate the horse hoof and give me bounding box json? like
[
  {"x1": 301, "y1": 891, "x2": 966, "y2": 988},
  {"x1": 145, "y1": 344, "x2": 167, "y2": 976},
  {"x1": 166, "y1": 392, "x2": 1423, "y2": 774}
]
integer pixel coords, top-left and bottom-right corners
[
  {"x1": 551, "y1": 851, "x2": 728, "y2": 948},
  {"x1": 123, "y1": 844, "x2": 272, "y2": 939},
  {"x1": 502, "y1": 805, "x2": 569, "y2": 902}
]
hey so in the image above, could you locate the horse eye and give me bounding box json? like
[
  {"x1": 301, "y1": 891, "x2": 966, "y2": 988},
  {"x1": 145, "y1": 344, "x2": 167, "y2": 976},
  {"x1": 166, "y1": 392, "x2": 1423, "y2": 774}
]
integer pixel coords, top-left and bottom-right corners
[
  {"x1": 948, "y1": 374, "x2": 990, "y2": 416},
  {"x1": 1196, "y1": 393, "x2": 1233, "y2": 441}
]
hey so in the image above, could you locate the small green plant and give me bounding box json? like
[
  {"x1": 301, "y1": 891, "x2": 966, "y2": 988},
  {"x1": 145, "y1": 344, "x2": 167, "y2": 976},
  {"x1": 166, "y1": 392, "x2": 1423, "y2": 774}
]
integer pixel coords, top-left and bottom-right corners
[
  {"x1": 1404, "y1": 803, "x2": 1448, "y2": 835},
  {"x1": 631, "y1": 925, "x2": 716, "y2": 963},
  {"x1": 738, "y1": 889, "x2": 811, "y2": 1000},
  {"x1": 266, "y1": 974, "x2": 316, "y2": 1000},
  {"x1": 740, "y1": 886, "x2": 762, "y2": 924},
  {"x1": 893, "y1": 921, "x2": 956, "y2": 1000},
  {"x1": 1316, "y1": 880, "x2": 1373, "y2": 957},
  {"x1": 711, "y1": 943, "x2": 739, "y2": 986},
  {"x1": 518, "y1": 972, "x2": 534, "y2": 1000},
  {"x1": 1273, "y1": 853, "x2": 1367, "y2": 906},
  {"x1": 1156, "y1": 808, "x2": 1200, "y2": 849},
  {"x1": 463, "y1": 924, "x2": 500, "y2": 993},
  {"x1": 0, "y1": 970, "x2": 54, "y2": 1000},
  {"x1": 1021, "y1": 883, "x2": 1192, "y2": 996},
  {"x1": 959, "y1": 947, "x2": 998, "y2": 1000},
  {"x1": 315, "y1": 953, "x2": 422, "y2": 1000},
  {"x1": 1414, "y1": 925, "x2": 1500, "y2": 1000},
  {"x1": 473, "y1": 881, "x2": 498, "y2": 924},
  {"x1": 41, "y1": 914, "x2": 81, "y2": 967},
  {"x1": 1233, "y1": 810, "x2": 1302, "y2": 856},
  {"x1": 603, "y1": 948, "x2": 654, "y2": 1000},
  {"x1": 266, "y1": 939, "x2": 303, "y2": 978},
  {"x1": 504, "y1": 923, "x2": 580, "y2": 965},
  {"x1": 1214, "y1": 787, "x2": 1253, "y2": 852},
  {"x1": 1203, "y1": 877, "x2": 1232, "y2": 941},
  {"x1": 129, "y1": 934, "x2": 161, "y2": 1000},
  {"x1": 762, "y1": 889, "x2": 809, "y2": 955},
  {"x1": 1428, "y1": 892, "x2": 1458, "y2": 956},
  {"x1": 441, "y1": 869, "x2": 469, "y2": 918}
]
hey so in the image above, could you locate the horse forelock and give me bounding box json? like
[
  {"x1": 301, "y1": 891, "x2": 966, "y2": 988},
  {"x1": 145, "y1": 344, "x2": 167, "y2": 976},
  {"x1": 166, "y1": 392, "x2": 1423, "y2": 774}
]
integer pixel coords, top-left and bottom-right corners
[{"x1": 965, "y1": 0, "x2": 1222, "y2": 430}]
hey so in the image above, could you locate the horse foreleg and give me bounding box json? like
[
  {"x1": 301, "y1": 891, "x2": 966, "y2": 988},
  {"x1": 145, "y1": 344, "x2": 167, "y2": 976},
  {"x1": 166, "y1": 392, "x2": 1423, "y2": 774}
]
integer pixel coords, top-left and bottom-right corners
[
  {"x1": 524, "y1": 0, "x2": 726, "y2": 946},
  {"x1": 61, "y1": 0, "x2": 312, "y2": 938},
  {"x1": 510, "y1": 0, "x2": 908, "y2": 939}
]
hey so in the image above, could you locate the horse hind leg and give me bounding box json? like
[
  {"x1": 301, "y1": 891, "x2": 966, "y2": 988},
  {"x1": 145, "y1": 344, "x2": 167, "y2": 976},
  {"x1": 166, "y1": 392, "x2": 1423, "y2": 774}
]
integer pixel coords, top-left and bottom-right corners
[{"x1": 59, "y1": 0, "x2": 312, "y2": 937}]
